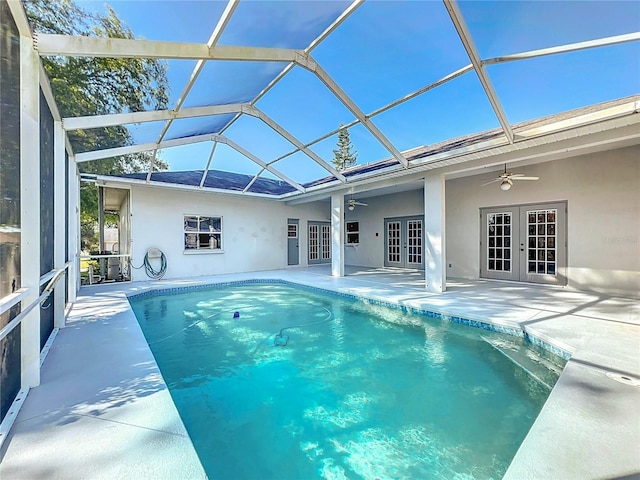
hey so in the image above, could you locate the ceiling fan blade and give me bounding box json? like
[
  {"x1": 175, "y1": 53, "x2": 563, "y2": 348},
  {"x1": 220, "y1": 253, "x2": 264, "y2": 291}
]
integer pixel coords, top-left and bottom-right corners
[
  {"x1": 481, "y1": 178, "x2": 501, "y2": 186},
  {"x1": 355, "y1": 201, "x2": 368, "y2": 206},
  {"x1": 511, "y1": 176, "x2": 539, "y2": 181}
]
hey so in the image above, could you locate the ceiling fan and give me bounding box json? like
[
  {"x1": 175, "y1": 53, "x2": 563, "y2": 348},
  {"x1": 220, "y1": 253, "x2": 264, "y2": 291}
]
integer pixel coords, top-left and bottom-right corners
[
  {"x1": 347, "y1": 196, "x2": 367, "y2": 211},
  {"x1": 482, "y1": 164, "x2": 539, "y2": 191}
]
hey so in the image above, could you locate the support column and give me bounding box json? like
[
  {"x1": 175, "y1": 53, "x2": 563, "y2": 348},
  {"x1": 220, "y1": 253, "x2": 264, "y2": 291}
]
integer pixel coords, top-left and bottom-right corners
[
  {"x1": 67, "y1": 158, "x2": 79, "y2": 302},
  {"x1": 424, "y1": 173, "x2": 446, "y2": 293},
  {"x1": 98, "y1": 185, "x2": 105, "y2": 278},
  {"x1": 53, "y1": 121, "x2": 65, "y2": 327},
  {"x1": 20, "y1": 34, "x2": 40, "y2": 387},
  {"x1": 330, "y1": 193, "x2": 345, "y2": 277}
]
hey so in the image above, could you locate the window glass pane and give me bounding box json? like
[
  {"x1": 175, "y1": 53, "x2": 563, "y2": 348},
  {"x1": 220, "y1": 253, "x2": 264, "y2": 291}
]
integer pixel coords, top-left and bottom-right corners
[
  {"x1": 185, "y1": 233, "x2": 197, "y2": 249},
  {"x1": 184, "y1": 216, "x2": 198, "y2": 231},
  {"x1": 199, "y1": 216, "x2": 213, "y2": 232},
  {"x1": 346, "y1": 222, "x2": 359, "y2": 232}
]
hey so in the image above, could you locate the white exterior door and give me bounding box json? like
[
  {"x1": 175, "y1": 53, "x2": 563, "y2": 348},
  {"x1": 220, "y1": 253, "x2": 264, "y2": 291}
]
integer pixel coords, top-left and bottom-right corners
[
  {"x1": 308, "y1": 221, "x2": 331, "y2": 265},
  {"x1": 480, "y1": 202, "x2": 567, "y2": 285},
  {"x1": 384, "y1": 216, "x2": 424, "y2": 270}
]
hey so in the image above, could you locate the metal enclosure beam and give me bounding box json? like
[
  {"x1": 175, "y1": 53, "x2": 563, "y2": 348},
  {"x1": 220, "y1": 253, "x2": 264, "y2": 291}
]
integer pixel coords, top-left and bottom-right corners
[
  {"x1": 483, "y1": 32, "x2": 640, "y2": 65},
  {"x1": 35, "y1": 34, "x2": 300, "y2": 62},
  {"x1": 443, "y1": 0, "x2": 514, "y2": 143},
  {"x1": 244, "y1": 106, "x2": 346, "y2": 182},
  {"x1": 63, "y1": 104, "x2": 249, "y2": 131},
  {"x1": 296, "y1": 54, "x2": 409, "y2": 168},
  {"x1": 210, "y1": 135, "x2": 306, "y2": 193},
  {"x1": 200, "y1": 141, "x2": 218, "y2": 188},
  {"x1": 20, "y1": 28, "x2": 41, "y2": 388}
]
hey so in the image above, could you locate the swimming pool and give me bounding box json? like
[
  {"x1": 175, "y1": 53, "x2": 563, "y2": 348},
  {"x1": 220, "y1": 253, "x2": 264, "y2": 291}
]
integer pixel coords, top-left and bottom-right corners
[{"x1": 129, "y1": 281, "x2": 565, "y2": 479}]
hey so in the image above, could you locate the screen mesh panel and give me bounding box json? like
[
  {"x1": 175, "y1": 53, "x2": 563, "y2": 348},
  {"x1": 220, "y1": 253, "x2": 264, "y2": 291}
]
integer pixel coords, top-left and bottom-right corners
[{"x1": 0, "y1": 0, "x2": 22, "y2": 422}]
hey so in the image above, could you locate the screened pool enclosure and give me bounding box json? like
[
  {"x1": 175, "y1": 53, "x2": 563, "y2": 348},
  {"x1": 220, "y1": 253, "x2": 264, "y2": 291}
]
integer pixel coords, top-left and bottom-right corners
[{"x1": 0, "y1": 0, "x2": 638, "y2": 457}]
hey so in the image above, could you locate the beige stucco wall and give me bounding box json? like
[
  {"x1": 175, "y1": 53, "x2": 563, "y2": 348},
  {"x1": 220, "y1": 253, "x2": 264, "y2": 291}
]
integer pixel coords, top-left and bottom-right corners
[
  {"x1": 128, "y1": 186, "x2": 329, "y2": 281},
  {"x1": 344, "y1": 189, "x2": 424, "y2": 267},
  {"x1": 446, "y1": 145, "x2": 640, "y2": 297}
]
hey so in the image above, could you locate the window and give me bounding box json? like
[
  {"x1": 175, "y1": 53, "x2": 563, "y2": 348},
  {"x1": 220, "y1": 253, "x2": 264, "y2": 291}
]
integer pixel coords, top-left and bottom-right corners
[
  {"x1": 184, "y1": 215, "x2": 222, "y2": 251},
  {"x1": 346, "y1": 221, "x2": 359, "y2": 244},
  {"x1": 487, "y1": 212, "x2": 511, "y2": 272},
  {"x1": 288, "y1": 224, "x2": 298, "y2": 238},
  {"x1": 526, "y1": 209, "x2": 557, "y2": 275}
]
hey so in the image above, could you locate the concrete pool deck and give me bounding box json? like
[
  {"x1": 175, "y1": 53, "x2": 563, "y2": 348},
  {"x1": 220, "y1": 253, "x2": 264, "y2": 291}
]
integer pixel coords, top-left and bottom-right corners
[{"x1": 1, "y1": 266, "x2": 638, "y2": 479}]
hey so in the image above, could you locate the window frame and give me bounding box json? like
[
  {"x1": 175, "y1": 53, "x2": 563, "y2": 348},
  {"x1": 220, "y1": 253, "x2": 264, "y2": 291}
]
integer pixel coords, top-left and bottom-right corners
[
  {"x1": 346, "y1": 221, "x2": 360, "y2": 245},
  {"x1": 183, "y1": 214, "x2": 223, "y2": 253}
]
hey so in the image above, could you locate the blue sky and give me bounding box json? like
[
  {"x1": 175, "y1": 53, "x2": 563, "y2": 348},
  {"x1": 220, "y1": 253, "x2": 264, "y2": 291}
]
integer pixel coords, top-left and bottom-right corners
[{"x1": 76, "y1": 0, "x2": 640, "y2": 183}]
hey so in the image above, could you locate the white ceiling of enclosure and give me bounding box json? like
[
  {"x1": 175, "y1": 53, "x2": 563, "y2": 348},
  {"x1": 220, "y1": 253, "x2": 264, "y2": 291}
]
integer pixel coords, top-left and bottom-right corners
[{"x1": 28, "y1": 0, "x2": 640, "y2": 197}]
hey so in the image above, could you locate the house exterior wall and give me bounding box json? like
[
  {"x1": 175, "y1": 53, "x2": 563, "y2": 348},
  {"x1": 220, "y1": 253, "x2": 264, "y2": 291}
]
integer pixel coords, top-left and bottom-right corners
[
  {"x1": 125, "y1": 145, "x2": 639, "y2": 296},
  {"x1": 128, "y1": 186, "x2": 328, "y2": 281},
  {"x1": 344, "y1": 189, "x2": 424, "y2": 267},
  {"x1": 446, "y1": 145, "x2": 640, "y2": 297}
]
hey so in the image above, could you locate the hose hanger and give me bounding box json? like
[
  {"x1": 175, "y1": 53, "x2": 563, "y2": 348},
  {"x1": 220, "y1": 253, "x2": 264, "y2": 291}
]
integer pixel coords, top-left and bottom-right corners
[{"x1": 132, "y1": 248, "x2": 167, "y2": 280}]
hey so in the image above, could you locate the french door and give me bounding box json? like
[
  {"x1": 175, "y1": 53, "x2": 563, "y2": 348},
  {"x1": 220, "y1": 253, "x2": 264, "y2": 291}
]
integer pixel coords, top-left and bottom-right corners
[
  {"x1": 308, "y1": 221, "x2": 331, "y2": 265},
  {"x1": 480, "y1": 202, "x2": 567, "y2": 285},
  {"x1": 384, "y1": 216, "x2": 424, "y2": 270}
]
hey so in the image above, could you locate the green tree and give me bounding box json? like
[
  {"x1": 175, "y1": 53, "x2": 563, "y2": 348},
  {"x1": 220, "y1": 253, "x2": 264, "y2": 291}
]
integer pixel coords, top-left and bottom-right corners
[
  {"x1": 24, "y1": 0, "x2": 170, "y2": 250},
  {"x1": 332, "y1": 124, "x2": 358, "y2": 171}
]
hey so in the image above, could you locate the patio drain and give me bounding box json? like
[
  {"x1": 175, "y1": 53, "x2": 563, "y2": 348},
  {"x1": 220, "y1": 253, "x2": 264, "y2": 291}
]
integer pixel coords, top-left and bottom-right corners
[{"x1": 606, "y1": 372, "x2": 640, "y2": 387}]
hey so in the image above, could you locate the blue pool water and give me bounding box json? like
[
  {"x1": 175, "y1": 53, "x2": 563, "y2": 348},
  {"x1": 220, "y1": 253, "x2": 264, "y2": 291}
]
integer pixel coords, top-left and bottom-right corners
[{"x1": 129, "y1": 283, "x2": 564, "y2": 480}]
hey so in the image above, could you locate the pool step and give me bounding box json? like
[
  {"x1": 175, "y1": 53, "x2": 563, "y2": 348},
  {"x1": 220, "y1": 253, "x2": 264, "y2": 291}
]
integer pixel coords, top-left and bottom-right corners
[{"x1": 481, "y1": 336, "x2": 563, "y2": 390}]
